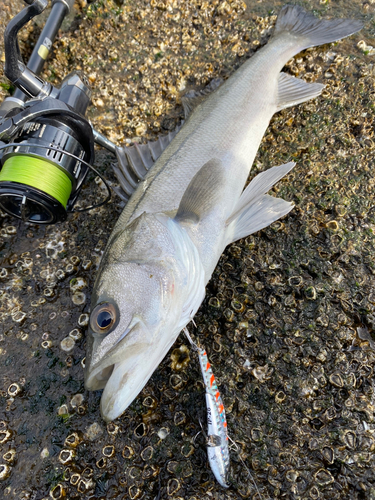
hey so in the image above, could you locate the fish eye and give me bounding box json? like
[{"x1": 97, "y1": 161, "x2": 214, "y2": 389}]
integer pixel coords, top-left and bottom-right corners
[{"x1": 90, "y1": 302, "x2": 118, "y2": 335}]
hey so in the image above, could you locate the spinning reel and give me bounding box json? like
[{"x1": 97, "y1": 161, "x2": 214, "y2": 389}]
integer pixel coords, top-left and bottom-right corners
[{"x1": 0, "y1": 0, "x2": 117, "y2": 224}]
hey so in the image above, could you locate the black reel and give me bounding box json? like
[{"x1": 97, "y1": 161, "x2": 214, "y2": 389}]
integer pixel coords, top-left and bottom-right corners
[
  {"x1": 0, "y1": 0, "x2": 115, "y2": 224},
  {"x1": 0, "y1": 73, "x2": 94, "y2": 223}
]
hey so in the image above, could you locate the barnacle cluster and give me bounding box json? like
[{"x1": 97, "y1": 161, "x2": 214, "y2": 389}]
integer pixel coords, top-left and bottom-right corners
[{"x1": 0, "y1": 0, "x2": 374, "y2": 498}]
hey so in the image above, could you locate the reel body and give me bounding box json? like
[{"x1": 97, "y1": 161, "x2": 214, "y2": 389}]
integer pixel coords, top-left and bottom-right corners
[
  {"x1": 0, "y1": 73, "x2": 93, "y2": 223},
  {"x1": 0, "y1": 0, "x2": 114, "y2": 224}
]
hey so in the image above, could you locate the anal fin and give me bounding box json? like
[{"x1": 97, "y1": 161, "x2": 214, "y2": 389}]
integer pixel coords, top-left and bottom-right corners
[
  {"x1": 277, "y1": 72, "x2": 324, "y2": 111},
  {"x1": 226, "y1": 162, "x2": 295, "y2": 243}
]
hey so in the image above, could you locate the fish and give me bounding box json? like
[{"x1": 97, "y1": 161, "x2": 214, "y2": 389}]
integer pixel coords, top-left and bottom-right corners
[
  {"x1": 184, "y1": 328, "x2": 230, "y2": 488},
  {"x1": 84, "y1": 5, "x2": 363, "y2": 422}
]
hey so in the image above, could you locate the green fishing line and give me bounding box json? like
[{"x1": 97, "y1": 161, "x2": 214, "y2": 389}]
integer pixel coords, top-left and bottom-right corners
[{"x1": 0, "y1": 155, "x2": 72, "y2": 207}]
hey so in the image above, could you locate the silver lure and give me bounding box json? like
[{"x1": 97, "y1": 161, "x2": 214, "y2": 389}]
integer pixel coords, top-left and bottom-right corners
[{"x1": 184, "y1": 329, "x2": 230, "y2": 488}]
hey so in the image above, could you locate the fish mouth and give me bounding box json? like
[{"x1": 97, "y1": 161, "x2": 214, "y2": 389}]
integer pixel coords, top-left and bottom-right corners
[
  {"x1": 86, "y1": 342, "x2": 154, "y2": 422},
  {"x1": 85, "y1": 317, "x2": 182, "y2": 421},
  {"x1": 85, "y1": 327, "x2": 181, "y2": 421},
  {"x1": 84, "y1": 322, "x2": 155, "y2": 421},
  {"x1": 84, "y1": 362, "x2": 115, "y2": 391},
  {"x1": 99, "y1": 355, "x2": 150, "y2": 421},
  {"x1": 84, "y1": 323, "x2": 138, "y2": 391}
]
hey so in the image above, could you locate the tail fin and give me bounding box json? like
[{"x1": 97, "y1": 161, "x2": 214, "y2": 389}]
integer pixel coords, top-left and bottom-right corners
[{"x1": 274, "y1": 5, "x2": 363, "y2": 50}]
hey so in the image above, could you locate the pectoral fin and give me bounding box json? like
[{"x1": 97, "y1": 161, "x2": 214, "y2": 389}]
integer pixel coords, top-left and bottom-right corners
[
  {"x1": 226, "y1": 162, "x2": 295, "y2": 243},
  {"x1": 175, "y1": 158, "x2": 225, "y2": 223}
]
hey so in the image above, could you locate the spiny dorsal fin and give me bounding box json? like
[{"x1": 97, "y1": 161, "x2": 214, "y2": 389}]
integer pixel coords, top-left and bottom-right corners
[
  {"x1": 113, "y1": 123, "x2": 183, "y2": 201},
  {"x1": 277, "y1": 73, "x2": 324, "y2": 111},
  {"x1": 175, "y1": 158, "x2": 225, "y2": 223},
  {"x1": 181, "y1": 78, "x2": 223, "y2": 118},
  {"x1": 226, "y1": 162, "x2": 295, "y2": 243}
]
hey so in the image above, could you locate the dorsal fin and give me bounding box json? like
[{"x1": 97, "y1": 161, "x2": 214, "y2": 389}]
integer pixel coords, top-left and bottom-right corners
[
  {"x1": 113, "y1": 78, "x2": 223, "y2": 202},
  {"x1": 181, "y1": 78, "x2": 223, "y2": 118},
  {"x1": 113, "y1": 123, "x2": 183, "y2": 201}
]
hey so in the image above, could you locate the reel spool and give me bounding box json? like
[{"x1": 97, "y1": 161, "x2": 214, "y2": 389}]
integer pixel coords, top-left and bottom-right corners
[
  {"x1": 0, "y1": 156, "x2": 72, "y2": 224},
  {"x1": 0, "y1": 121, "x2": 88, "y2": 223}
]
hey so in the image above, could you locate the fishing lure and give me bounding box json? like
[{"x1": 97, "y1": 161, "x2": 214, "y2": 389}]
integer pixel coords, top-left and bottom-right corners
[{"x1": 184, "y1": 328, "x2": 230, "y2": 488}]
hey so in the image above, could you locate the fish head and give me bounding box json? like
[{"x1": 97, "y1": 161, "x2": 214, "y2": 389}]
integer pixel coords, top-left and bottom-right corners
[{"x1": 84, "y1": 213, "x2": 188, "y2": 421}]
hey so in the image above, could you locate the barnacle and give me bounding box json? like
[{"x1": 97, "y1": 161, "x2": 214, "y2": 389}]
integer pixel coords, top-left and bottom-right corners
[
  {"x1": 122, "y1": 446, "x2": 134, "y2": 459},
  {"x1": 96, "y1": 457, "x2": 107, "y2": 468},
  {"x1": 70, "y1": 473, "x2": 80, "y2": 486},
  {"x1": 129, "y1": 485, "x2": 142, "y2": 500},
  {"x1": 169, "y1": 374, "x2": 185, "y2": 390},
  {"x1": 157, "y1": 428, "x2": 169, "y2": 440},
  {"x1": 64, "y1": 433, "x2": 81, "y2": 448},
  {"x1": 134, "y1": 423, "x2": 147, "y2": 438},
  {"x1": 60, "y1": 337, "x2": 75, "y2": 352},
  {"x1": 314, "y1": 468, "x2": 335, "y2": 486},
  {"x1": 2, "y1": 449, "x2": 16, "y2": 463},
  {"x1": 167, "y1": 478, "x2": 181, "y2": 495},
  {"x1": 71, "y1": 292, "x2": 86, "y2": 305},
  {"x1": 174, "y1": 411, "x2": 186, "y2": 426},
  {"x1": 0, "y1": 430, "x2": 11, "y2": 444},
  {"x1": 78, "y1": 314, "x2": 89, "y2": 326},
  {"x1": 84, "y1": 423, "x2": 103, "y2": 441},
  {"x1": 58, "y1": 449, "x2": 75, "y2": 464},
  {"x1": 102, "y1": 445, "x2": 115, "y2": 458},
  {"x1": 7, "y1": 383, "x2": 21, "y2": 397},
  {"x1": 107, "y1": 422, "x2": 119, "y2": 435},
  {"x1": 0, "y1": 463, "x2": 10, "y2": 481},
  {"x1": 170, "y1": 345, "x2": 190, "y2": 371},
  {"x1": 143, "y1": 396, "x2": 157, "y2": 408},
  {"x1": 321, "y1": 446, "x2": 334, "y2": 464},
  {"x1": 70, "y1": 394, "x2": 84, "y2": 409},
  {"x1": 77, "y1": 477, "x2": 95, "y2": 493},
  {"x1": 342, "y1": 429, "x2": 357, "y2": 449},
  {"x1": 181, "y1": 444, "x2": 195, "y2": 458},
  {"x1": 49, "y1": 484, "x2": 66, "y2": 499},
  {"x1": 140, "y1": 445, "x2": 153, "y2": 461}
]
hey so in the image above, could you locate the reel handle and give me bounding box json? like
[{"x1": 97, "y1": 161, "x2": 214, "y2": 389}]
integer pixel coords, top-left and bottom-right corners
[
  {"x1": 12, "y1": 0, "x2": 77, "y2": 103},
  {"x1": 4, "y1": 0, "x2": 52, "y2": 98}
]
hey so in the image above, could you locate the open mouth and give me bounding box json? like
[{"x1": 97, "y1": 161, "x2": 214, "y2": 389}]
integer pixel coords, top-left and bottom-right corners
[
  {"x1": 85, "y1": 337, "x2": 158, "y2": 421},
  {"x1": 84, "y1": 320, "x2": 170, "y2": 421},
  {"x1": 84, "y1": 323, "x2": 137, "y2": 391},
  {"x1": 85, "y1": 363, "x2": 115, "y2": 390}
]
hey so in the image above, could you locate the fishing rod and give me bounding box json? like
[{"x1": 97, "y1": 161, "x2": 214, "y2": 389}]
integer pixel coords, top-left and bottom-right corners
[{"x1": 0, "y1": 0, "x2": 117, "y2": 224}]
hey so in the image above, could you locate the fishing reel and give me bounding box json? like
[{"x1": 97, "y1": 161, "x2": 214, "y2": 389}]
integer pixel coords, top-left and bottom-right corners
[{"x1": 0, "y1": 0, "x2": 116, "y2": 224}]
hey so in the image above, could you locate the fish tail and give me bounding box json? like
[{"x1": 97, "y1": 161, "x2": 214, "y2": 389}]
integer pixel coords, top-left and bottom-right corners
[{"x1": 273, "y1": 4, "x2": 363, "y2": 50}]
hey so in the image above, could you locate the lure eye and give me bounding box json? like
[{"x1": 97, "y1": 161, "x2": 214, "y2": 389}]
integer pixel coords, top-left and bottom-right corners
[{"x1": 90, "y1": 302, "x2": 118, "y2": 335}]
